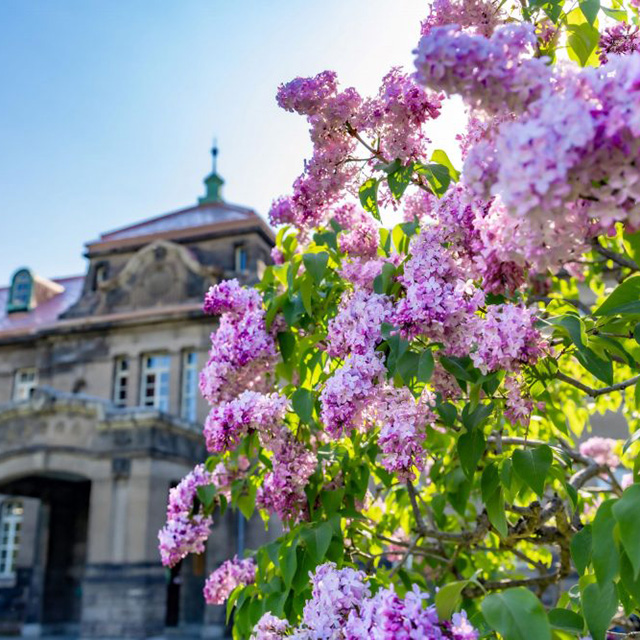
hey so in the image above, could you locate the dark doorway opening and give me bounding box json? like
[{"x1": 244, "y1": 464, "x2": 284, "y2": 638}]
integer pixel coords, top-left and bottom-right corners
[{"x1": 0, "y1": 473, "x2": 90, "y2": 634}]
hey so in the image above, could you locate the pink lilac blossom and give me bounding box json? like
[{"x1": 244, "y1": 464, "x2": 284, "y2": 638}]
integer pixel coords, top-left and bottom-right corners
[
  {"x1": 356, "y1": 68, "x2": 443, "y2": 162},
  {"x1": 367, "y1": 386, "x2": 436, "y2": 481},
  {"x1": 203, "y1": 390, "x2": 289, "y2": 453},
  {"x1": 250, "y1": 613, "x2": 290, "y2": 640},
  {"x1": 421, "y1": 0, "x2": 503, "y2": 37},
  {"x1": 301, "y1": 562, "x2": 371, "y2": 635},
  {"x1": 270, "y1": 73, "x2": 362, "y2": 230},
  {"x1": 210, "y1": 458, "x2": 248, "y2": 501},
  {"x1": 339, "y1": 257, "x2": 396, "y2": 290},
  {"x1": 158, "y1": 464, "x2": 214, "y2": 567},
  {"x1": 203, "y1": 556, "x2": 256, "y2": 605},
  {"x1": 345, "y1": 585, "x2": 445, "y2": 640},
  {"x1": 251, "y1": 564, "x2": 479, "y2": 640},
  {"x1": 599, "y1": 23, "x2": 640, "y2": 64},
  {"x1": 471, "y1": 304, "x2": 543, "y2": 373},
  {"x1": 414, "y1": 24, "x2": 551, "y2": 115},
  {"x1": 200, "y1": 280, "x2": 276, "y2": 405},
  {"x1": 503, "y1": 374, "x2": 534, "y2": 426},
  {"x1": 394, "y1": 225, "x2": 484, "y2": 350},
  {"x1": 325, "y1": 289, "x2": 393, "y2": 358},
  {"x1": 320, "y1": 350, "x2": 387, "y2": 437},
  {"x1": 333, "y1": 203, "x2": 379, "y2": 257},
  {"x1": 579, "y1": 437, "x2": 621, "y2": 468},
  {"x1": 256, "y1": 428, "x2": 317, "y2": 522}
]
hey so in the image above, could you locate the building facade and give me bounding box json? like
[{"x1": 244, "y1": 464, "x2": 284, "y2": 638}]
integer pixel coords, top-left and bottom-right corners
[{"x1": 0, "y1": 155, "x2": 274, "y2": 638}]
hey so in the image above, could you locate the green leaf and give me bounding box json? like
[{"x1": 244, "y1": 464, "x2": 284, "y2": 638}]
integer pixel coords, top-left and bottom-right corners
[
  {"x1": 431, "y1": 149, "x2": 460, "y2": 181},
  {"x1": 613, "y1": 484, "x2": 640, "y2": 578},
  {"x1": 482, "y1": 588, "x2": 552, "y2": 640},
  {"x1": 592, "y1": 500, "x2": 620, "y2": 586},
  {"x1": 601, "y1": 5, "x2": 627, "y2": 19},
  {"x1": 397, "y1": 350, "x2": 420, "y2": 384},
  {"x1": 548, "y1": 608, "x2": 585, "y2": 633},
  {"x1": 594, "y1": 275, "x2": 640, "y2": 316},
  {"x1": 302, "y1": 522, "x2": 333, "y2": 564},
  {"x1": 581, "y1": 581, "x2": 618, "y2": 640},
  {"x1": 486, "y1": 488, "x2": 509, "y2": 538},
  {"x1": 278, "y1": 539, "x2": 298, "y2": 588},
  {"x1": 458, "y1": 429, "x2": 486, "y2": 479},
  {"x1": 566, "y1": 12, "x2": 600, "y2": 67},
  {"x1": 292, "y1": 388, "x2": 314, "y2": 424},
  {"x1": 387, "y1": 164, "x2": 413, "y2": 200},
  {"x1": 621, "y1": 550, "x2": 640, "y2": 606},
  {"x1": 579, "y1": 0, "x2": 600, "y2": 23},
  {"x1": 461, "y1": 402, "x2": 494, "y2": 431},
  {"x1": 302, "y1": 252, "x2": 329, "y2": 285},
  {"x1": 415, "y1": 162, "x2": 451, "y2": 197},
  {"x1": 512, "y1": 445, "x2": 553, "y2": 497},
  {"x1": 440, "y1": 355, "x2": 475, "y2": 382},
  {"x1": 320, "y1": 488, "x2": 344, "y2": 516},
  {"x1": 435, "y1": 581, "x2": 467, "y2": 620},
  {"x1": 417, "y1": 350, "x2": 435, "y2": 384},
  {"x1": 373, "y1": 262, "x2": 396, "y2": 295},
  {"x1": 196, "y1": 484, "x2": 217, "y2": 510},
  {"x1": 571, "y1": 524, "x2": 592, "y2": 575},
  {"x1": 359, "y1": 178, "x2": 381, "y2": 221},
  {"x1": 277, "y1": 331, "x2": 296, "y2": 363}
]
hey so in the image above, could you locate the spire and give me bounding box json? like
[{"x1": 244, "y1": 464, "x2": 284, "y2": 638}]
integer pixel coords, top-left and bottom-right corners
[{"x1": 199, "y1": 139, "x2": 224, "y2": 204}]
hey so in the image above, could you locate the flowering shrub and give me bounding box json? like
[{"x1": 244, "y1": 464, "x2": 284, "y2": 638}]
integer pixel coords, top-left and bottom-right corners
[{"x1": 159, "y1": 1, "x2": 640, "y2": 638}]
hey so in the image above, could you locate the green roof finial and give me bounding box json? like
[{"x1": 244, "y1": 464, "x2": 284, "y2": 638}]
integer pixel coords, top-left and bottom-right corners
[{"x1": 199, "y1": 140, "x2": 224, "y2": 204}]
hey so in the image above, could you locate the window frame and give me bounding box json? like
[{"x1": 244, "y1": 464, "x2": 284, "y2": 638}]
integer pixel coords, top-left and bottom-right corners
[
  {"x1": 0, "y1": 500, "x2": 23, "y2": 579},
  {"x1": 13, "y1": 368, "x2": 38, "y2": 402},
  {"x1": 7, "y1": 269, "x2": 34, "y2": 313},
  {"x1": 234, "y1": 244, "x2": 248, "y2": 273},
  {"x1": 180, "y1": 350, "x2": 198, "y2": 422},
  {"x1": 112, "y1": 356, "x2": 129, "y2": 408},
  {"x1": 140, "y1": 353, "x2": 171, "y2": 411}
]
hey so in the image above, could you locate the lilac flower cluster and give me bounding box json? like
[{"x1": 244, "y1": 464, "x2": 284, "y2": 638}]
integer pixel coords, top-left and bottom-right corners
[
  {"x1": 333, "y1": 202, "x2": 379, "y2": 258},
  {"x1": 256, "y1": 428, "x2": 317, "y2": 522},
  {"x1": 357, "y1": 68, "x2": 443, "y2": 162},
  {"x1": 395, "y1": 225, "x2": 484, "y2": 349},
  {"x1": 471, "y1": 304, "x2": 543, "y2": 374},
  {"x1": 203, "y1": 390, "x2": 289, "y2": 453},
  {"x1": 325, "y1": 289, "x2": 393, "y2": 358},
  {"x1": 367, "y1": 386, "x2": 436, "y2": 481},
  {"x1": 158, "y1": 464, "x2": 215, "y2": 567},
  {"x1": 200, "y1": 279, "x2": 276, "y2": 405},
  {"x1": 270, "y1": 73, "x2": 362, "y2": 230},
  {"x1": 579, "y1": 437, "x2": 621, "y2": 468},
  {"x1": 320, "y1": 350, "x2": 387, "y2": 437},
  {"x1": 421, "y1": 0, "x2": 504, "y2": 37},
  {"x1": 414, "y1": 24, "x2": 550, "y2": 115},
  {"x1": 503, "y1": 374, "x2": 535, "y2": 426},
  {"x1": 339, "y1": 257, "x2": 399, "y2": 290},
  {"x1": 417, "y1": 24, "x2": 640, "y2": 271},
  {"x1": 599, "y1": 23, "x2": 640, "y2": 64},
  {"x1": 250, "y1": 563, "x2": 478, "y2": 640},
  {"x1": 203, "y1": 556, "x2": 256, "y2": 605}
]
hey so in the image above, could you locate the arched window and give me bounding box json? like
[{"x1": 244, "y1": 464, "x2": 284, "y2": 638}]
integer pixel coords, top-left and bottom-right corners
[
  {"x1": 7, "y1": 268, "x2": 34, "y2": 313},
  {"x1": 0, "y1": 500, "x2": 23, "y2": 578}
]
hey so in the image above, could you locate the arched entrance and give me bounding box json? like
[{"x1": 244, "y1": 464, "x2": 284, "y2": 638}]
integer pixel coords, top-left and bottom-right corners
[{"x1": 0, "y1": 472, "x2": 90, "y2": 635}]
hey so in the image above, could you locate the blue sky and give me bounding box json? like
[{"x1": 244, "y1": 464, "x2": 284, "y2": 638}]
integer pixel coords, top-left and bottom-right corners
[{"x1": 0, "y1": 0, "x2": 461, "y2": 281}]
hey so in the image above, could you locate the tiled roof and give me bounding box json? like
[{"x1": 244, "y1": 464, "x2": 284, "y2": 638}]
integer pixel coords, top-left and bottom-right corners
[
  {"x1": 0, "y1": 276, "x2": 84, "y2": 335},
  {"x1": 96, "y1": 201, "x2": 254, "y2": 243}
]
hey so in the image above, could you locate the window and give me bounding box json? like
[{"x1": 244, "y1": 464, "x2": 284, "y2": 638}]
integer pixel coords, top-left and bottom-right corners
[
  {"x1": 181, "y1": 351, "x2": 198, "y2": 422},
  {"x1": 141, "y1": 354, "x2": 170, "y2": 411},
  {"x1": 235, "y1": 245, "x2": 248, "y2": 273},
  {"x1": 7, "y1": 269, "x2": 34, "y2": 313},
  {"x1": 113, "y1": 357, "x2": 129, "y2": 408},
  {"x1": 13, "y1": 368, "x2": 38, "y2": 401},
  {"x1": 0, "y1": 500, "x2": 23, "y2": 578}
]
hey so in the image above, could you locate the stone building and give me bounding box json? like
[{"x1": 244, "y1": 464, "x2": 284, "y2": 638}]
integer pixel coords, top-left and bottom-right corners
[{"x1": 0, "y1": 151, "x2": 274, "y2": 638}]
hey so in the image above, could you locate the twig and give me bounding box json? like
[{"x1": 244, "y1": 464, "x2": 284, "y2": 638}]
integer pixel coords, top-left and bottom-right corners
[{"x1": 556, "y1": 371, "x2": 640, "y2": 398}]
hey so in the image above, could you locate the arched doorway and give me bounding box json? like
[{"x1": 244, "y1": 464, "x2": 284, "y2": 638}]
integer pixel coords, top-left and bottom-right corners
[{"x1": 0, "y1": 472, "x2": 90, "y2": 635}]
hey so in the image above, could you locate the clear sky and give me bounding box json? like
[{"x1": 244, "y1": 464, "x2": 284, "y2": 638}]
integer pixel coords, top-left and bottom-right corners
[{"x1": 0, "y1": 0, "x2": 461, "y2": 282}]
